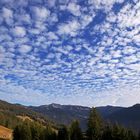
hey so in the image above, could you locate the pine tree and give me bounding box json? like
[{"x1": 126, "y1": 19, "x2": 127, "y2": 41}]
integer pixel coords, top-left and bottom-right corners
[
  {"x1": 86, "y1": 107, "x2": 103, "y2": 140},
  {"x1": 58, "y1": 125, "x2": 70, "y2": 140},
  {"x1": 138, "y1": 132, "x2": 140, "y2": 140},
  {"x1": 13, "y1": 125, "x2": 21, "y2": 140},
  {"x1": 30, "y1": 124, "x2": 40, "y2": 140},
  {"x1": 44, "y1": 124, "x2": 57, "y2": 140},
  {"x1": 126, "y1": 129, "x2": 137, "y2": 140},
  {"x1": 21, "y1": 123, "x2": 32, "y2": 140},
  {"x1": 101, "y1": 124, "x2": 113, "y2": 140},
  {"x1": 13, "y1": 123, "x2": 32, "y2": 140},
  {"x1": 70, "y1": 120, "x2": 83, "y2": 140}
]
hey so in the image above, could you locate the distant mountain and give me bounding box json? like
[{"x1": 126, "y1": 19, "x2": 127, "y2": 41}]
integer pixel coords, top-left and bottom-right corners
[
  {"x1": 29, "y1": 103, "x2": 140, "y2": 131},
  {"x1": 106, "y1": 104, "x2": 140, "y2": 131},
  {"x1": 97, "y1": 105, "x2": 123, "y2": 117},
  {"x1": 29, "y1": 103, "x2": 90, "y2": 130},
  {"x1": 1, "y1": 99, "x2": 140, "y2": 132},
  {"x1": 29, "y1": 103, "x2": 123, "y2": 130}
]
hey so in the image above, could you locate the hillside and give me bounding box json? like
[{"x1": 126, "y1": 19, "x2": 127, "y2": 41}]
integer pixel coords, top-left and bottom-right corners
[
  {"x1": 0, "y1": 100, "x2": 50, "y2": 129},
  {"x1": 29, "y1": 103, "x2": 90, "y2": 130},
  {"x1": 29, "y1": 103, "x2": 123, "y2": 130},
  {"x1": 29, "y1": 103, "x2": 140, "y2": 131},
  {"x1": 106, "y1": 104, "x2": 140, "y2": 131},
  {"x1": 0, "y1": 125, "x2": 12, "y2": 140},
  {"x1": 1, "y1": 100, "x2": 140, "y2": 132}
]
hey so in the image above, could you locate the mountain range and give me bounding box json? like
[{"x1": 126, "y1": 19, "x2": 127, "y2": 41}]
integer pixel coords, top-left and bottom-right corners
[
  {"x1": 0, "y1": 100, "x2": 140, "y2": 131},
  {"x1": 29, "y1": 103, "x2": 140, "y2": 131}
]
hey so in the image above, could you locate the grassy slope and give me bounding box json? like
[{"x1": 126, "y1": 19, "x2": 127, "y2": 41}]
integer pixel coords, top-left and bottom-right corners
[{"x1": 0, "y1": 125, "x2": 12, "y2": 140}]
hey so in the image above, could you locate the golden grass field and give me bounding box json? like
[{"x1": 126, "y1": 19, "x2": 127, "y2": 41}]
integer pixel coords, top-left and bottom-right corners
[
  {"x1": 0, "y1": 125, "x2": 12, "y2": 140},
  {"x1": 17, "y1": 115, "x2": 33, "y2": 122}
]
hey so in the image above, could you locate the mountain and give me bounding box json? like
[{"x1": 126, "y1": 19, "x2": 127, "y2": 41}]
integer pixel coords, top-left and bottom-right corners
[
  {"x1": 29, "y1": 103, "x2": 90, "y2": 130},
  {"x1": 0, "y1": 100, "x2": 51, "y2": 129},
  {"x1": 29, "y1": 103, "x2": 140, "y2": 131},
  {"x1": 97, "y1": 105, "x2": 123, "y2": 117},
  {"x1": 29, "y1": 103, "x2": 123, "y2": 130},
  {"x1": 106, "y1": 104, "x2": 140, "y2": 131},
  {"x1": 1, "y1": 99, "x2": 140, "y2": 132}
]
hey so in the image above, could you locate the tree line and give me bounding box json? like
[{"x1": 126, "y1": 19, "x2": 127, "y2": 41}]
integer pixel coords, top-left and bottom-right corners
[{"x1": 13, "y1": 108, "x2": 140, "y2": 140}]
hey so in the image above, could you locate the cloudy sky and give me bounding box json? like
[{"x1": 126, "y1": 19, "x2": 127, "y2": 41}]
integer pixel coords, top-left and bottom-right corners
[{"x1": 0, "y1": 0, "x2": 140, "y2": 107}]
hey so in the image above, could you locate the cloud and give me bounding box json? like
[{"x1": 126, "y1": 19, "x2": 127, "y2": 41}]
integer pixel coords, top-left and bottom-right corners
[
  {"x1": 88, "y1": 0, "x2": 124, "y2": 11},
  {"x1": 2, "y1": 7, "x2": 13, "y2": 19},
  {"x1": 67, "y1": 2, "x2": 81, "y2": 16},
  {"x1": 57, "y1": 20, "x2": 80, "y2": 36},
  {"x1": 47, "y1": 32, "x2": 59, "y2": 40},
  {"x1": 31, "y1": 6, "x2": 50, "y2": 22},
  {"x1": 19, "y1": 45, "x2": 32, "y2": 54},
  {"x1": 2, "y1": 7, "x2": 14, "y2": 25},
  {"x1": 127, "y1": 63, "x2": 140, "y2": 72},
  {"x1": 12, "y1": 26, "x2": 26, "y2": 37},
  {"x1": 0, "y1": 0, "x2": 140, "y2": 107}
]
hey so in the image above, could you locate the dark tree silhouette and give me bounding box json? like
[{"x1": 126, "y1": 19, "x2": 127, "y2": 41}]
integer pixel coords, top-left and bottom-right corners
[
  {"x1": 70, "y1": 120, "x2": 83, "y2": 140},
  {"x1": 86, "y1": 107, "x2": 103, "y2": 140},
  {"x1": 58, "y1": 125, "x2": 70, "y2": 140}
]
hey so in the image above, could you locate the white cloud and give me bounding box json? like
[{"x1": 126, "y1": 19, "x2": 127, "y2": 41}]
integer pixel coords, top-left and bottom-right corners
[
  {"x1": 19, "y1": 45, "x2": 32, "y2": 54},
  {"x1": 0, "y1": 0, "x2": 140, "y2": 107},
  {"x1": 122, "y1": 46, "x2": 137, "y2": 55},
  {"x1": 80, "y1": 14, "x2": 94, "y2": 28},
  {"x1": 127, "y1": 63, "x2": 140, "y2": 72},
  {"x1": 123, "y1": 55, "x2": 138, "y2": 64},
  {"x1": 12, "y1": 26, "x2": 26, "y2": 37},
  {"x1": 2, "y1": 7, "x2": 13, "y2": 25},
  {"x1": 47, "y1": 32, "x2": 59, "y2": 40},
  {"x1": 15, "y1": 13, "x2": 31, "y2": 24},
  {"x1": 67, "y1": 2, "x2": 81, "y2": 16},
  {"x1": 57, "y1": 20, "x2": 80, "y2": 36},
  {"x1": 2, "y1": 7, "x2": 13, "y2": 19},
  {"x1": 88, "y1": 0, "x2": 124, "y2": 11},
  {"x1": 32, "y1": 6, "x2": 50, "y2": 21},
  {"x1": 0, "y1": 46, "x2": 5, "y2": 63}
]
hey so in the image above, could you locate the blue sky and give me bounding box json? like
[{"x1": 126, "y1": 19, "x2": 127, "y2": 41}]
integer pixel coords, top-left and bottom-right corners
[{"x1": 0, "y1": 0, "x2": 140, "y2": 107}]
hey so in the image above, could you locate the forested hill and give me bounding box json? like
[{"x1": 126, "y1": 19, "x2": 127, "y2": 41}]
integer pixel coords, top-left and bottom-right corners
[
  {"x1": 29, "y1": 103, "x2": 140, "y2": 131},
  {"x1": 0, "y1": 99, "x2": 140, "y2": 132},
  {"x1": 0, "y1": 100, "x2": 51, "y2": 129}
]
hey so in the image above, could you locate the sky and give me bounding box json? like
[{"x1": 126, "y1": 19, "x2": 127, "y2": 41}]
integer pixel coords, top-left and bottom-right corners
[{"x1": 0, "y1": 0, "x2": 140, "y2": 107}]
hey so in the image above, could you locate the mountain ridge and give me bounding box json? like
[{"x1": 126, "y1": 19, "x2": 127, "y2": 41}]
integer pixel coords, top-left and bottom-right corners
[
  {"x1": 0, "y1": 99, "x2": 140, "y2": 131},
  {"x1": 29, "y1": 102, "x2": 140, "y2": 131}
]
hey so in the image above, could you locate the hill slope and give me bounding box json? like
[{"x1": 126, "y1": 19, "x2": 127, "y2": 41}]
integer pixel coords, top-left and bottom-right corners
[
  {"x1": 0, "y1": 100, "x2": 50, "y2": 128},
  {"x1": 107, "y1": 104, "x2": 140, "y2": 131},
  {"x1": 29, "y1": 103, "x2": 140, "y2": 131},
  {"x1": 30, "y1": 104, "x2": 90, "y2": 129},
  {"x1": 29, "y1": 103, "x2": 123, "y2": 130},
  {"x1": 0, "y1": 125, "x2": 12, "y2": 140},
  {"x1": 1, "y1": 100, "x2": 140, "y2": 131}
]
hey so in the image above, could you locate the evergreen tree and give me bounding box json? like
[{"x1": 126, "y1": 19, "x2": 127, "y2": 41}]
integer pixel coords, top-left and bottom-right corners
[
  {"x1": 5, "y1": 119, "x2": 10, "y2": 128},
  {"x1": 30, "y1": 124, "x2": 40, "y2": 140},
  {"x1": 21, "y1": 123, "x2": 32, "y2": 140},
  {"x1": 101, "y1": 124, "x2": 113, "y2": 140},
  {"x1": 126, "y1": 129, "x2": 137, "y2": 140},
  {"x1": 13, "y1": 125, "x2": 21, "y2": 140},
  {"x1": 13, "y1": 123, "x2": 32, "y2": 140},
  {"x1": 44, "y1": 124, "x2": 57, "y2": 140},
  {"x1": 86, "y1": 107, "x2": 103, "y2": 140},
  {"x1": 111, "y1": 123, "x2": 132, "y2": 140},
  {"x1": 138, "y1": 132, "x2": 140, "y2": 140},
  {"x1": 70, "y1": 120, "x2": 83, "y2": 140},
  {"x1": 58, "y1": 125, "x2": 70, "y2": 140}
]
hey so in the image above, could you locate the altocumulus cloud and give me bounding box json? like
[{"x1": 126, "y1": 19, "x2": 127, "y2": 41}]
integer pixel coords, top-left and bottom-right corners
[{"x1": 0, "y1": 0, "x2": 140, "y2": 106}]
